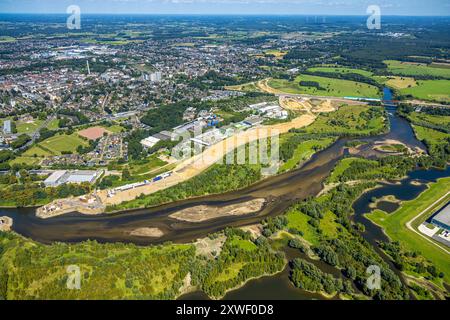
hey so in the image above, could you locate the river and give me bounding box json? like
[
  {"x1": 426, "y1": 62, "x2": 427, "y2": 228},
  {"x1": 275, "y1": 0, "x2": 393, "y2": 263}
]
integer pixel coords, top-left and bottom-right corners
[{"x1": 0, "y1": 89, "x2": 446, "y2": 299}]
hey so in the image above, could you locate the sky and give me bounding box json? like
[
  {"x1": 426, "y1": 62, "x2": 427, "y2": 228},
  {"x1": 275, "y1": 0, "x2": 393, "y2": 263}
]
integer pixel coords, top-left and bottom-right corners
[{"x1": 0, "y1": 0, "x2": 449, "y2": 16}]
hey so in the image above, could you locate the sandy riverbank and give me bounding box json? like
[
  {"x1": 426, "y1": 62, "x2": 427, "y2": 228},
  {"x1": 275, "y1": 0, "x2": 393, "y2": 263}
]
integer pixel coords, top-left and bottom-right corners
[
  {"x1": 169, "y1": 198, "x2": 266, "y2": 223},
  {"x1": 129, "y1": 227, "x2": 164, "y2": 238}
]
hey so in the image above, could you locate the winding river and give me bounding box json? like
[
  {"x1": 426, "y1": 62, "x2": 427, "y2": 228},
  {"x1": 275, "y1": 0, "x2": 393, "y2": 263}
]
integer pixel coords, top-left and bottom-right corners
[{"x1": 1, "y1": 89, "x2": 447, "y2": 299}]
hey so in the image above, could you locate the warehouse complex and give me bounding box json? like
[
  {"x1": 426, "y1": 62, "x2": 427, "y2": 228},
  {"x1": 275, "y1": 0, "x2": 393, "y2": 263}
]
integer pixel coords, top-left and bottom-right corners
[
  {"x1": 431, "y1": 203, "x2": 450, "y2": 232},
  {"x1": 44, "y1": 170, "x2": 103, "y2": 187}
]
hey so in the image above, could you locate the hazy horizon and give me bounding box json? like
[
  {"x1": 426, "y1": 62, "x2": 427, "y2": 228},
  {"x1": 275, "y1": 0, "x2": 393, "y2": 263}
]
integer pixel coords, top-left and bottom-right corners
[{"x1": 0, "y1": 0, "x2": 449, "y2": 16}]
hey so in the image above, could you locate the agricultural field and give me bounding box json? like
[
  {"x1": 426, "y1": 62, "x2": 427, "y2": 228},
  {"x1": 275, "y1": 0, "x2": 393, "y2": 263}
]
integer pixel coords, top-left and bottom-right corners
[
  {"x1": 264, "y1": 49, "x2": 287, "y2": 58},
  {"x1": 367, "y1": 177, "x2": 450, "y2": 284},
  {"x1": 268, "y1": 74, "x2": 381, "y2": 98},
  {"x1": 386, "y1": 76, "x2": 418, "y2": 89},
  {"x1": 385, "y1": 60, "x2": 450, "y2": 79},
  {"x1": 398, "y1": 79, "x2": 450, "y2": 102}
]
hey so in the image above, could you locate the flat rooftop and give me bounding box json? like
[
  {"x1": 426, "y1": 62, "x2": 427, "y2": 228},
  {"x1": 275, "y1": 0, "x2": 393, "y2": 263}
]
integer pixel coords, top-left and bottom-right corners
[{"x1": 432, "y1": 202, "x2": 450, "y2": 228}]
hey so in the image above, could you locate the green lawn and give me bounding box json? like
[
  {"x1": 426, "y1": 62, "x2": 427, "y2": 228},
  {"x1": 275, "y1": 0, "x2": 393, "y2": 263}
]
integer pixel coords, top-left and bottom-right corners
[
  {"x1": 366, "y1": 177, "x2": 450, "y2": 284},
  {"x1": 15, "y1": 119, "x2": 44, "y2": 134},
  {"x1": 286, "y1": 209, "x2": 340, "y2": 245},
  {"x1": 37, "y1": 133, "x2": 89, "y2": 155},
  {"x1": 385, "y1": 60, "x2": 450, "y2": 79},
  {"x1": 408, "y1": 112, "x2": 450, "y2": 128},
  {"x1": 413, "y1": 125, "x2": 449, "y2": 144},
  {"x1": 280, "y1": 138, "x2": 335, "y2": 172},
  {"x1": 103, "y1": 124, "x2": 125, "y2": 133},
  {"x1": 22, "y1": 145, "x2": 54, "y2": 157},
  {"x1": 8, "y1": 156, "x2": 42, "y2": 166},
  {"x1": 128, "y1": 156, "x2": 168, "y2": 176},
  {"x1": 216, "y1": 262, "x2": 246, "y2": 282},
  {"x1": 268, "y1": 74, "x2": 381, "y2": 98},
  {"x1": 399, "y1": 79, "x2": 450, "y2": 102},
  {"x1": 229, "y1": 237, "x2": 257, "y2": 251}
]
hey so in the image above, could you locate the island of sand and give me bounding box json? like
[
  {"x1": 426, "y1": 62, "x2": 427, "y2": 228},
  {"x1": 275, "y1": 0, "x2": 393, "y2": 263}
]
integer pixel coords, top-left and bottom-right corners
[
  {"x1": 129, "y1": 227, "x2": 164, "y2": 238},
  {"x1": 169, "y1": 198, "x2": 266, "y2": 223}
]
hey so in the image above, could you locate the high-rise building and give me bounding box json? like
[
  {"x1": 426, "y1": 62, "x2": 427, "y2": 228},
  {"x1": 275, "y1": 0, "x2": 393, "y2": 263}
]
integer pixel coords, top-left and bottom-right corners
[{"x1": 3, "y1": 120, "x2": 11, "y2": 135}]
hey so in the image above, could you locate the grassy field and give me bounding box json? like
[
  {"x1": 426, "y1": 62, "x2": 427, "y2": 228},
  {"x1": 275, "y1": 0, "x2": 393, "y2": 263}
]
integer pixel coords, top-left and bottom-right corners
[
  {"x1": 413, "y1": 125, "x2": 450, "y2": 144},
  {"x1": 229, "y1": 237, "x2": 258, "y2": 251},
  {"x1": 37, "y1": 133, "x2": 89, "y2": 155},
  {"x1": 103, "y1": 124, "x2": 125, "y2": 133},
  {"x1": 15, "y1": 119, "x2": 44, "y2": 134},
  {"x1": 286, "y1": 209, "x2": 340, "y2": 245},
  {"x1": 265, "y1": 49, "x2": 287, "y2": 58},
  {"x1": 307, "y1": 66, "x2": 374, "y2": 78},
  {"x1": 280, "y1": 137, "x2": 335, "y2": 172},
  {"x1": 304, "y1": 105, "x2": 386, "y2": 136},
  {"x1": 408, "y1": 112, "x2": 450, "y2": 129},
  {"x1": 268, "y1": 74, "x2": 381, "y2": 98},
  {"x1": 366, "y1": 177, "x2": 450, "y2": 284},
  {"x1": 22, "y1": 144, "x2": 54, "y2": 157},
  {"x1": 8, "y1": 156, "x2": 42, "y2": 166},
  {"x1": 386, "y1": 76, "x2": 418, "y2": 89},
  {"x1": 385, "y1": 60, "x2": 450, "y2": 79},
  {"x1": 127, "y1": 156, "x2": 168, "y2": 176},
  {"x1": 398, "y1": 79, "x2": 450, "y2": 102}
]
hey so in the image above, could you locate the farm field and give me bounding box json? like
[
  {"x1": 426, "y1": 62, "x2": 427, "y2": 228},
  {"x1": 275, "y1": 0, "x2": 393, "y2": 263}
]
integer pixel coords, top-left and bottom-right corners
[
  {"x1": 366, "y1": 177, "x2": 450, "y2": 284},
  {"x1": 385, "y1": 60, "x2": 450, "y2": 79},
  {"x1": 386, "y1": 76, "x2": 418, "y2": 89},
  {"x1": 398, "y1": 79, "x2": 450, "y2": 102},
  {"x1": 268, "y1": 74, "x2": 381, "y2": 98}
]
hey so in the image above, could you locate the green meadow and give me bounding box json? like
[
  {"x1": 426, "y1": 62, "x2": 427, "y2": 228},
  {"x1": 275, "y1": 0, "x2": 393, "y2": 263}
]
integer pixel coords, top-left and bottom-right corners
[
  {"x1": 399, "y1": 79, "x2": 450, "y2": 102},
  {"x1": 385, "y1": 60, "x2": 450, "y2": 79},
  {"x1": 268, "y1": 74, "x2": 381, "y2": 98},
  {"x1": 367, "y1": 177, "x2": 450, "y2": 284}
]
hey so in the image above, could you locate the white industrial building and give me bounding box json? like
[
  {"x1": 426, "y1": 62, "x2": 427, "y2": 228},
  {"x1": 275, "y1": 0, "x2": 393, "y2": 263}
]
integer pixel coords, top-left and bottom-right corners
[
  {"x1": 3, "y1": 120, "x2": 11, "y2": 135},
  {"x1": 44, "y1": 170, "x2": 103, "y2": 187},
  {"x1": 140, "y1": 136, "x2": 161, "y2": 149}
]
